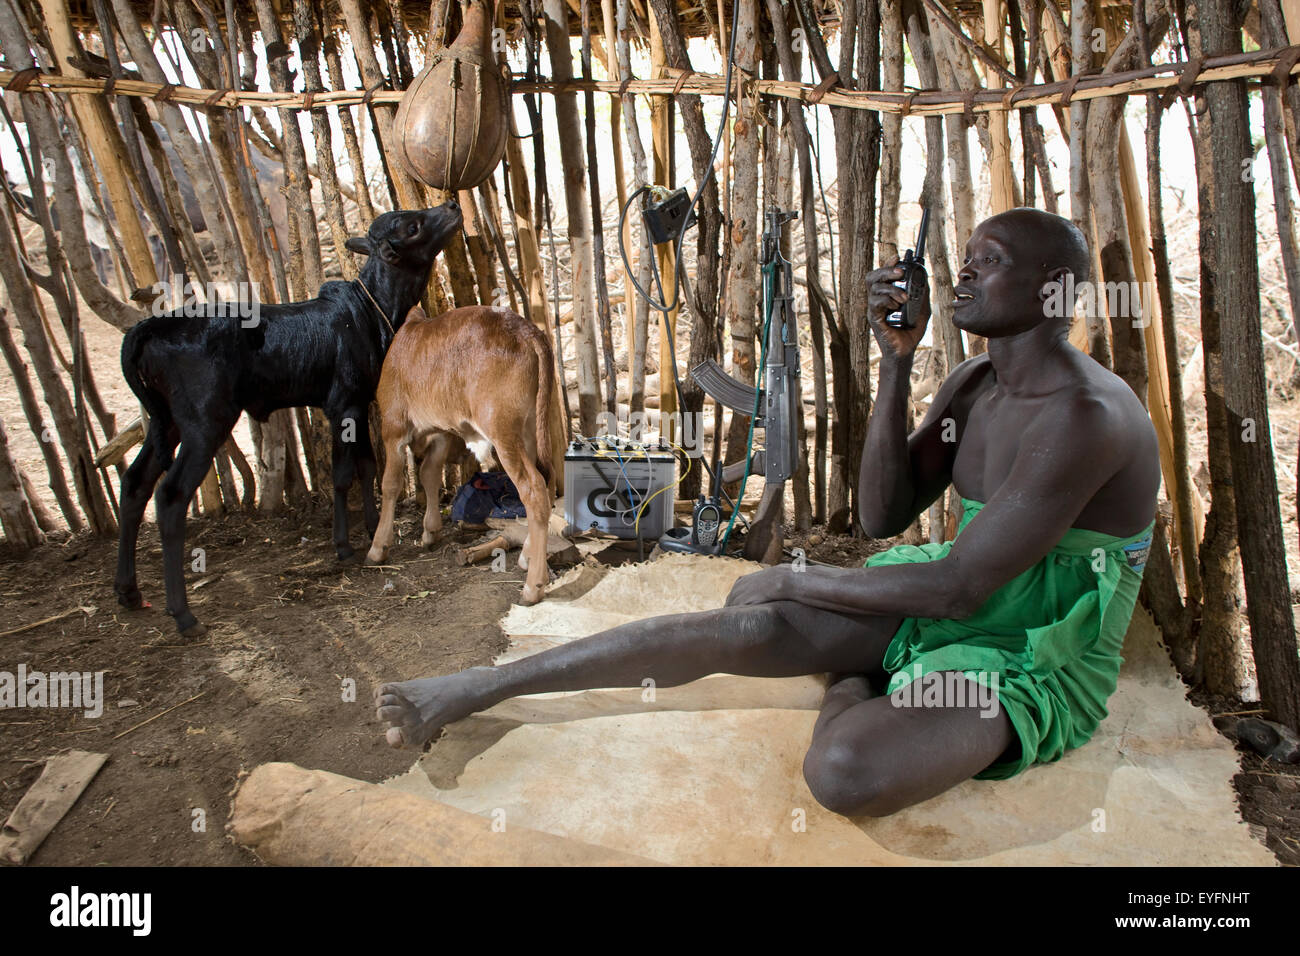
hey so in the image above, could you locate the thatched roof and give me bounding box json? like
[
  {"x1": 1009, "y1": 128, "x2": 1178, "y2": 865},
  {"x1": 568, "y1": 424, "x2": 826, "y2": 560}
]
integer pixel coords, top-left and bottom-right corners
[{"x1": 61, "y1": 0, "x2": 844, "y2": 41}]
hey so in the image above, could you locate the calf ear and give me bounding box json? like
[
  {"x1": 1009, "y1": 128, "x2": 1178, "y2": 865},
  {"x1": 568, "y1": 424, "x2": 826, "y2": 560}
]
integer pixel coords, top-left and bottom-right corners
[
  {"x1": 344, "y1": 236, "x2": 372, "y2": 256},
  {"x1": 376, "y1": 239, "x2": 402, "y2": 266}
]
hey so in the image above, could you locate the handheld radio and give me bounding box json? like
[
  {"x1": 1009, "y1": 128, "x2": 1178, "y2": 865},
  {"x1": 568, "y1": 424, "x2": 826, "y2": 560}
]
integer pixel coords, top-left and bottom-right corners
[
  {"x1": 691, "y1": 497, "x2": 723, "y2": 551},
  {"x1": 885, "y1": 207, "x2": 930, "y2": 330}
]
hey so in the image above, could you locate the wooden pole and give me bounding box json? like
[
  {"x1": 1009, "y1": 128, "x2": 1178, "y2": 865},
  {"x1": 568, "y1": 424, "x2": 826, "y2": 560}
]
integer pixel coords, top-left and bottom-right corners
[
  {"x1": 879, "y1": 0, "x2": 904, "y2": 265},
  {"x1": 255, "y1": 0, "x2": 322, "y2": 296},
  {"x1": 493, "y1": 0, "x2": 566, "y2": 475},
  {"x1": 339, "y1": 0, "x2": 422, "y2": 210},
  {"x1": 8, "y1": 47, "x2": 1300, "y2": 117},
  {"x1": 20, "y1": 467, "x2": 59, "y2": 533},
  {"x1": 721, "y1": 0, "x2": 759, "y2": 470},
  {"x1": 615, "y1": 0, "x2": 652, "y2": 416},
  {"x1": 1193, "y1": 0, "x2": 1300, "y2": 729},
  {"x1": 1283, "y1": 0, "x2": 1300, "y2": 38},
  {"x1": 90, "y1": 0, "x2": 185, "y2": 280},
  {"x1": 1181, "y1": 1, "x2": 1245, "y2": 695},
  {"x1": 0, "y1": 414, "x2": 45, "y2": 549},
  {"x1": 37, "y1": 0, "x2": 157, "y2": 290},
  {"x1": 931, "y1": 26, "x2": 974, "y2": 254},
  {"x1": 0, "y1": 180, "x2": 114, "y2": 533},
  {"x1": 294, "y1": 0, "x2": 352, "y2": 279},
  {"x1": 582, "y1": 0, "x2": 619, "y2": 416},
  {"x1": 0, "y1": 308, "x2": 81, "y2": 529},
  {"x1": 109, "y1": 0, "x2": 242, "y2": 272},
  {"x1": 982, "y1": 0, "x2": 1016, "y2": 211},
  {"x1": 601, "y1": 0, "x2": 634, "y2": 362},
  {"x1": 1118, "y1": 124, "x2": 1203, "y2": 552},
  {"x1": 905, "y1": 7, "x2": 964, "y2": 380},
  {"x1": 769, "y1": 0, "x2": 827, "y2": 524},
  {"x1": 323, "y1": 24, "x2": 376, "y2": 225},
  {"x1": 1068, "y1": 0, "x2": 1094, "y2": 228},
  {"x1": 839, "y1": 0, "x2": 882, "y2": 532},
  {"x1": 1142, "y1": 79, "x2": 1200, "y2": 671},
  {"x1": 1257, "y1": 1, "x2": 1300, "y2": 561},
  {"x1": 648, "y1": 0, "x2": 724, "y2": 498},
  {"x1": 906, "y1": 0, "x2": 964, "y2": 543},
  {"x1": 649, "y1": 12, "x2": 679, "y2": 435},
  {"x1": 542, "y1": 0, "x2": 602, "y2": 436},
  {"x1": 503, "y1": 142, "x2": 549, "y2": 333}
]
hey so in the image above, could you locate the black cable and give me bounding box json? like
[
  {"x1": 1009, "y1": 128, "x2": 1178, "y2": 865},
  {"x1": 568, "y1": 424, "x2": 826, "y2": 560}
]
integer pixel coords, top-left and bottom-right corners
[
  {"x1": 615, "y1": 0, "x2": 744, "y2": 531},
  {"x1": 616, "y1": 0, "x2": 740, "y2": 317}
]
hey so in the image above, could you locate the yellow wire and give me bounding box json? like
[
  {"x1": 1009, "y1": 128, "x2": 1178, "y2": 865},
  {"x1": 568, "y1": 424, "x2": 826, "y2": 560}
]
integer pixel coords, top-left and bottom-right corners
[
  {"x1": 581, "y1": 437, "x2": 690, "y2": 539},
  {"x1": 634, "y1": 440, "x2": 692, "y2": 539}
]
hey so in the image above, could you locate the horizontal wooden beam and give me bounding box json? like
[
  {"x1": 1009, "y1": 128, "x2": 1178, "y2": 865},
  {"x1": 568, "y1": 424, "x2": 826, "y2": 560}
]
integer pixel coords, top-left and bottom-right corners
[{"x1": 1, "y1": 44, "x2": 1296, "y2": 116}]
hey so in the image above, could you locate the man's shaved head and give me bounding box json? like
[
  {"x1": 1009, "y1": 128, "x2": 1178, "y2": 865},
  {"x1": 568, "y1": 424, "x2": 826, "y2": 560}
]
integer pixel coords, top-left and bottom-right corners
[
  {"x1": 986, "y1": 207, "x2": 1091, "y2": 286},
  {"x1": 952, "y1": 207, "x2": 1094, "y2": 338}
]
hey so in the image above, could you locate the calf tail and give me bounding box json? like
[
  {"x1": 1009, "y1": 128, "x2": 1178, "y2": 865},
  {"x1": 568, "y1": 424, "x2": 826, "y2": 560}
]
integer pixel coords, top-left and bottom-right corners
[
  {"x1": 121, "y1": 319, "x2": 174, "y2": 469},
  {"x1": 530, "y1": 327, "x2": 556, "y2": 489}
]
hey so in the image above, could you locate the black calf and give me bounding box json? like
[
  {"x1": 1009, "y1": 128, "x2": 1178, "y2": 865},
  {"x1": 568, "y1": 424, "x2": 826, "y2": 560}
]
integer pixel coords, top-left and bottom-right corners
[{"x1": 114, "y1": 203, "x2": 462, "y2": 637}]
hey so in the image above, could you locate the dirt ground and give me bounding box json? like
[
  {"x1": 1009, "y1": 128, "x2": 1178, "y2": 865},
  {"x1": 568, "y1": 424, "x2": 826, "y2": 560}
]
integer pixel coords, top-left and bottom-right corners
[
  {"x1": 3, "y1": 307, "x2": 1294, "y2": 866},
  {"x1": 4, "y1": 516, "x2": 1293, "y2": 866},
  {"x1": 0, "y1": 501, "x2": 516, "y2": 865},
  {"x1": 2, "y1": 170, "x2": 1296, "y2": 867},
  {"x1": 1190, "y1": 688, "x2": 1300, "y2": 867}
]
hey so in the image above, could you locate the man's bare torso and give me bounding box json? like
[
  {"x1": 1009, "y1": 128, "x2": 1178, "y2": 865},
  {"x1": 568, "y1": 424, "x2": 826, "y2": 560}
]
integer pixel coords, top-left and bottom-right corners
[{"x1": 939, "y1": 348, "x2": 1161, "y2": 537}]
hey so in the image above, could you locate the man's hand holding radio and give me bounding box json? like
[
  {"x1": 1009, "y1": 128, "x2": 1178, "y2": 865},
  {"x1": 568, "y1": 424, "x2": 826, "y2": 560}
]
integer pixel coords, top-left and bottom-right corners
[{"x1": 867, "y1": 261, "x2": 931, "y2": 361}]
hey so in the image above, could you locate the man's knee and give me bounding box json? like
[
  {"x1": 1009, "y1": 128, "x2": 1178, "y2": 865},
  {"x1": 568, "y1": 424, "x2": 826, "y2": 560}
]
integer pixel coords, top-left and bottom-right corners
[
  {"x1": 752, "y1": 600, "x2": 814, "y2": 634},
  {"x1": 802, "y1": 736, "x2": 908, "y2": 818},
  {"x1": 724, "y1": 601, "x2": 799, "y2": 643}
]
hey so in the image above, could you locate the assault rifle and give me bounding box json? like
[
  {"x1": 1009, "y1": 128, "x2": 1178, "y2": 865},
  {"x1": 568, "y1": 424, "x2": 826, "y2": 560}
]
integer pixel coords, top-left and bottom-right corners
[{"x1": 690, "y1": 207, "x2": 801, "y2": 557}]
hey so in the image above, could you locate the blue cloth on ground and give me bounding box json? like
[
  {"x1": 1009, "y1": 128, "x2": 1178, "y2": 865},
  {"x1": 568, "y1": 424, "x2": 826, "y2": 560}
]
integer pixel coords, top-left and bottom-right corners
[{"x1": 450, "y1": 472, "x2": 527, "y2": 523}]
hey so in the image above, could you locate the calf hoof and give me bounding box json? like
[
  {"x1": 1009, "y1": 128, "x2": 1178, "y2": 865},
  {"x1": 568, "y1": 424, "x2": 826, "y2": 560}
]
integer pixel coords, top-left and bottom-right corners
[
  {"x1": 115, "y1": 587, "x2": 150, "y2": 611},
  {"x1": 364, "y1": 546, "x2": 386, "y2": 566},
  {"x1": 421, "y1": 530, "x2": 442, "y2": 548},
  {"x1": 337, "y1": 545, "x2": 358, "y2": 563},
  {"x1": 172, "y1": 611, "x2": 208, "y2": 640},
  {"x1": 518, "y1": 583, "x2": 545, "y2": 606}
]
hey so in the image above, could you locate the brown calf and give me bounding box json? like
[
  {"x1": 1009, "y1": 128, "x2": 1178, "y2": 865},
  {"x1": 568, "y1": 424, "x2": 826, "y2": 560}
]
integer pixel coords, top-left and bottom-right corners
[{"x1": 365, "y1": 305, "x2": 556, "y2": 604}]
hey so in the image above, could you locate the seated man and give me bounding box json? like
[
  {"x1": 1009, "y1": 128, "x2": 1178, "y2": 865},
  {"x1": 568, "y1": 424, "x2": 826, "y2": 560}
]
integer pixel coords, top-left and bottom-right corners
[{"x1": 375, "y1": 208, "x2": 1161, "y2": 817}]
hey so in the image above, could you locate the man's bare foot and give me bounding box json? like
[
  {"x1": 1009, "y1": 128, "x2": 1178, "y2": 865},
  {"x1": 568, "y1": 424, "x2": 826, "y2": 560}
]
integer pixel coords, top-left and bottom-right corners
[{"x1": 375, "y1": 666, "x2": 497, "y2": 749}]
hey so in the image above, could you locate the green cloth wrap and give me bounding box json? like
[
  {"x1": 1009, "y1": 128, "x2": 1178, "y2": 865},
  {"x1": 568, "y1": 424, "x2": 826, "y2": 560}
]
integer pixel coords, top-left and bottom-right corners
[{"x1": 865, "y1": 497, "x2": 1154, "y2": 780}]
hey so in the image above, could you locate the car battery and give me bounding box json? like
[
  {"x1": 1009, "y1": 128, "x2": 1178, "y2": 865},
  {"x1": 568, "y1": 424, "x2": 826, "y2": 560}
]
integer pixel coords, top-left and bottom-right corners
[{"x1": 563, "y1": 437, "x2": 678, "y2": 539}]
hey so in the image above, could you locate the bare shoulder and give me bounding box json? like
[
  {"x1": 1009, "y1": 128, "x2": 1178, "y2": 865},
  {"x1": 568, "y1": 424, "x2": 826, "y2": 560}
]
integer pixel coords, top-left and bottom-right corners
[
  {"x1": 1052, "y1": 352, "x2": 1161, "y2": 530},
  {"x1": 1076, "y1": 353, "x2": 1155, "y2": 434},
  {"x1": 1050, "y1": 348, "x2": 1164, "y2": 473}
]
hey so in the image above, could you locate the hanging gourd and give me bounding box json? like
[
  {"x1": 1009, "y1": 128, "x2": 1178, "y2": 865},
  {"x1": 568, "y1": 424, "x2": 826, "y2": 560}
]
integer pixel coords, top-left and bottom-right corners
[{"x1": 394, "y1": 0, "x2": 509, "y2": 192}]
